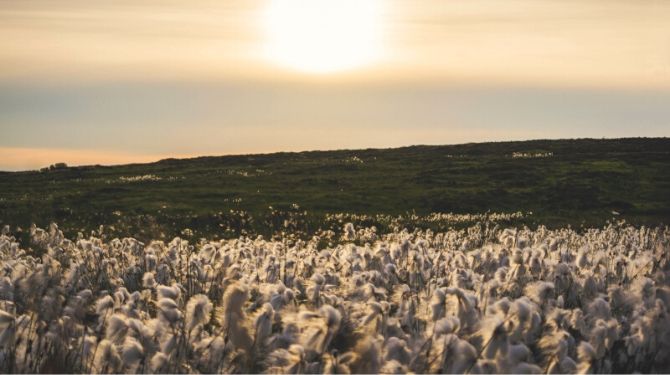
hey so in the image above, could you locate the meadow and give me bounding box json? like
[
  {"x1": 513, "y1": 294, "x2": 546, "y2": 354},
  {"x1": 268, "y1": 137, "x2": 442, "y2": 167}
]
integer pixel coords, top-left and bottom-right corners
[
  {"x1": 0, "y1": 220, "x2": 668, "y2": 373},
  {"x1": 1, "y1": 138, "x2": 669, "y2": 242},
  {"x1": 0, "y1": 138, "x2": 669, "y2": 373}
]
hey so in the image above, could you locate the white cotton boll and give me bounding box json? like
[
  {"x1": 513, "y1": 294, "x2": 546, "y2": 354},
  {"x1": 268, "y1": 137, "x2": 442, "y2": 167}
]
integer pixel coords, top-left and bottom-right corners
[
  {"x1": 199, "y1": 244, "x2": 216, "y2": 262},
  {"x1": 301, "y1": 304, "x2": 342, "y2": 354},
  {"x1": 474, "y1": 316, "x2": 507, "y2": 360},
  {"x1": 589, "y1": 319, "x2": 618, "y2": 359},
  {"x1": 348, "y1": 335, "x2": 383, "y2": 374},
  {"x1": 343, "y1": 223, "x2": 356, "y2": 241},
  {"x1": 444, "y1": 335, "x2": 478, "y2": 373},
  {"x1": 105, "y1": 313, "x2": 129, "y2": 344},
  {"x1": 631, "y1": 277, "x2": 655, "y2": 304},
  {"x1": 142, "y1": 318, "x2": 162, "y2": 342},
  {"x1": 576, "y1": 248, "x2": 589, "y2": 269},
  {"x1": 350, "y1": 273, "x2": 365, "y2": 289},
  {"x1": 488, "y1": 297, "x2": 512, "y2": 318},
  {"x1": 510, "y1": 298, "x2": 533, "y2": 323},
  {"x1": 430, "y1": 288, "x2": 446, "y2": 321},
  {"x1": 158, "y1": 298, "x2": 182, "y2": 324},
  {"x1": 383, "y1": 337, "x2": 411, "y2": 364},
  {"x1": 267, "y1": 344, "x2": 305, "y2": 373},
  {"x1": 202, "y1": 264, "x2": 215, "y2": 283},
  {"x1": 126, "y1": 318, "x2": 152, "y2": 345},
  {"x1": 157, "y1": 284, "x2": 181, "y2": 300},
  {"x1": 390, "y1": 244, "x2": 402, "y2": 261},
  {"x1": 272, "y1": 321, "x2": 300, "y2": 350},
  {"x1": 269, "y1": 291, "x2": 284, "y2": 310},
  {"x1": 114, "y1": 287, "x2": 130, "y2": 305},
  {"x1": 145, "y1": 253, "x2": 158, "y2": 272},
  {"x1": 206, "y1": 336, "x2": 226, "y2": 367},
  {"x1": 587, "y1": 298, "x2": 611, "y2": 321},
  {"x1": 121, "y1": 336, "x2": 144, "y2": 371},
  {"x1": 156, "y1": 263, "x2": 171, "y2": 285},
  {"x1": 142, "y1": 272, "x2": 156, "y2": 289},
  {"x1": 538, "y1": 330, "x2": 571, "y2": 369},
  {"x1": 577, "y1": 341, "x2": 596, "y2": 373},
  {"x1": 556, "y1": 295, "x2": 565, "y2": 308},
  {"x1": 604, "y1": 319, "x2": 620, "y2": 349},
  {"x1": 185, "y1": 294, "x2": 213, "y2": 334},
  {"x1": 507, "y1": 343, "x2": 531, "y2": 364},
  {"x1": 150, "y1": 352, "x2": 169, "y2": 373},
  {"x1": 95, "y1": 295, "x2": 114, "y2": 316},
  {"x1": 0, "y1": 277, "x2": 14, "y2": 302},
  {"x1": 554, "y1": 262, "x2": 570, "y2": 276},
  {"x1": 510, "y1": 362, "x2": 542, "y2": 374},
  {"x1": 0, "y1": 309, "x2": 13, "y2": 327},
  {"x1": 220, "y1": 283, "x2": 253, "y2": 352},
  {"x1": 559, "y1": 356, "x2": 577, "y2": 373},
  {"x1": 521, "y1": 247, "x2": 533, "y2": 264},
  {"x1": 525, "y1": 281, "x2": 555, "y2": 306},
  {"x1": 443, "y1": 289, "x2": 478, "y2": 331},
  {"x1": 222, "y1": 283, "x2": 249, "y2": 315},
  {"x1": 529, "y1": 256, "x2": 542, "y2": 276},
  {"x1": 39, "y1": 294, "x2": 61, "y2": 322},
  {"x1": 253, "y1": 303, "x2": 274, "y2": 347},
  {"x1": 470, "y1": 359, "x2": 498, "y2": 374},
  {"x1": 92, "y1": 339, "x2": 122, "y2": 374},
  {"x1": 379, "y1": 359, "x2": 407, "y2": 374},
  {"x1": 77, "y1": 288, "x2": 93, "y2": 301},
  {"x1": 581, "y1": 274, "x2": 599, "y2": 300},
  {"x1": 284, "y1": 288, "x2": 295, "y2": 304},
  {"x1": 129, "y1": 291, "x2": 141, "y2": 303},
  {"x1": 81, "y1": 335, "x2": 97, "y2": 362},
  {"x1": 361, "y1": 301, "x2": 383, "y2": 328},
  {"x1": 159, "y1": 332, "x2": 178, "y2": 355},
  {"x1": 434, "y1": 316, "x2": 460, "y2": 335},
  {"x1": 0, "y1": 315, "x2": 14, "y2": 349},
  {"x1": 321, "y1": 304, "x2": 342, "y2": 331},
  {"x1": 569, "y1": 309, "x2": 589, "y2": 337}
]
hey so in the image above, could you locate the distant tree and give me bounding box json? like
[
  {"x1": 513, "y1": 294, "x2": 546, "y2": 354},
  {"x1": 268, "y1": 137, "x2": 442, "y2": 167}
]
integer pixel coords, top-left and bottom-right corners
[{"x1": 40, "y1": 162, "x2": 68, "y2": 172}]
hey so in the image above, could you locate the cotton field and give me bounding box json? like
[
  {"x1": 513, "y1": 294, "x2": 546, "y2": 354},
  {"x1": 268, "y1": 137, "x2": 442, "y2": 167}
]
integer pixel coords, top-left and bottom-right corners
[{"x1": 0, "y1": 222, "x2": 669, "y2": 374}]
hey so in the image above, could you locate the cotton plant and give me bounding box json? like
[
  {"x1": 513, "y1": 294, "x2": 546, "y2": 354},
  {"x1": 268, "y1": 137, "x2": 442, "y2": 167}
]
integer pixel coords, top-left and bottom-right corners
[{"x1": 0, "y1": 222, "x2": 668, "y2": 373}]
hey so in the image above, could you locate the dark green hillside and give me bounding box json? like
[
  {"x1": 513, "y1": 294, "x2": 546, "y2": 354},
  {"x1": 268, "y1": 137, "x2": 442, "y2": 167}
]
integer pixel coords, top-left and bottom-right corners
[{"x1": 1, "y1": 138, "x2": 668, "y2": 240}]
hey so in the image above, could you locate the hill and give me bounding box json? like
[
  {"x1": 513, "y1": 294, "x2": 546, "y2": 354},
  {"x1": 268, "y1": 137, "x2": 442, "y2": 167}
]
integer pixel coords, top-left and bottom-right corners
[{"x1": 1, "y1": 138, "x2": 669, "y2": 240}]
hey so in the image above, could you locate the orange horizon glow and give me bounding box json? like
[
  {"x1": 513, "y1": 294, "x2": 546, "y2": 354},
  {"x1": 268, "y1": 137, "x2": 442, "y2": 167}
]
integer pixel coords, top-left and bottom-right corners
[{"x1": 0, "y1": 147, "x2": 195, "y2": 171}]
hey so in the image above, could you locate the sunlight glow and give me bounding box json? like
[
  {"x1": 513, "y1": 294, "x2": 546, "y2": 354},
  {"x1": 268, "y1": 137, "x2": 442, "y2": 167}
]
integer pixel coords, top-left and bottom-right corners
[{"x1": 262, "y1": 0, "x2": 384, "y2": 74}]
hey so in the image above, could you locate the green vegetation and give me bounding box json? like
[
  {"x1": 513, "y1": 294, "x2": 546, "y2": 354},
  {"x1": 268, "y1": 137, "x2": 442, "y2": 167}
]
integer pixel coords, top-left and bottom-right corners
[{"x1": 1, "y1": 138, "x2": 668, "y2": 240}]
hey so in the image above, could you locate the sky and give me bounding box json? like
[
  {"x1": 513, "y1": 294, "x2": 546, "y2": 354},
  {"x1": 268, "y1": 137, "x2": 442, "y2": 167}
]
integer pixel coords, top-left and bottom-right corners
[{"x1": 1, "y1": 0, "x2": 669, "y2": 170}]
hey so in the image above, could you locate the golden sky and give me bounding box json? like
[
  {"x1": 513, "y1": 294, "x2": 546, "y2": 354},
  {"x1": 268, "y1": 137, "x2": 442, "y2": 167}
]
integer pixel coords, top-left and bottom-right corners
[
  {"x1": 1, "y1": 0, "x2": 669, "y2": 170},
  {"x1": 2, "y1": 0, "x2": 669, "y2": 86}
]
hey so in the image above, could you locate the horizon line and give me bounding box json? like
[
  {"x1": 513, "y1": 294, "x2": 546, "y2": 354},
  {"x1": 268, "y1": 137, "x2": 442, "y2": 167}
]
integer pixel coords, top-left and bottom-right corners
[{"x1": 2, "y1": 136, "x2": 668, "y2": 173}]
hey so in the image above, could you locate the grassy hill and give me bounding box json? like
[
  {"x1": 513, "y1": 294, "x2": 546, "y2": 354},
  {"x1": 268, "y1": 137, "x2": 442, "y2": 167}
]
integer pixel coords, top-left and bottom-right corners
[{"x1": 1, "y1": 138, "x2": 669, "y2": 240}]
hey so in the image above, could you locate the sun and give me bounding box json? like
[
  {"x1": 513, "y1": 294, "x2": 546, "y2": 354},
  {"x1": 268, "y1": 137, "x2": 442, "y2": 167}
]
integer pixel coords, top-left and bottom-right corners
[{"x1": 262, "y1": 0, "x2": 384, "y2": 74}]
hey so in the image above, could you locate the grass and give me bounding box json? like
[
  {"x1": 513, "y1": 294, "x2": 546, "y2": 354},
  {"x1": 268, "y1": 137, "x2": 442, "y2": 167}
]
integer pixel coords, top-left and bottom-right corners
[{"x1": 1, "y1": 137, "x2": 668, "y2": 240}]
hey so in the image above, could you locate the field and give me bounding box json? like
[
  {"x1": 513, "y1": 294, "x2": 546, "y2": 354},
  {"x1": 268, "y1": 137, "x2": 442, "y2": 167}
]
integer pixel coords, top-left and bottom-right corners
[
  {"x1": 1, "y1": 138, "x2": 669, "y2": 241},
  {"x1": 0, "y1": 221, "x2": 668, "y2": 373},
  {"x1": 0, "y1": 138, "x2": 669, "y2": 373}
]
